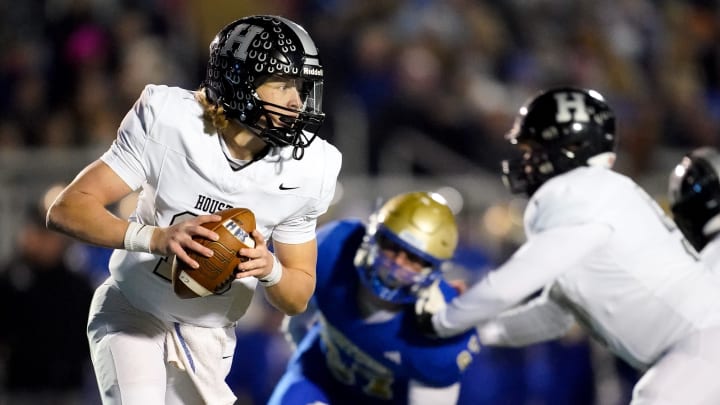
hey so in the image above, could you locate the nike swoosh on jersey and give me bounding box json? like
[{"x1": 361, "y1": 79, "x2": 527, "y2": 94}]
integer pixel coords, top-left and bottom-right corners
[{"x1": 279, "y1": 183, "x2": 300, "y2": 190}]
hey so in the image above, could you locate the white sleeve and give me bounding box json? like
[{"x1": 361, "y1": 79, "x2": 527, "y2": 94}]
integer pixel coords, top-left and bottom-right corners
[
  {"x1": 477, "y1": 287, "x2": 575, "y2": 347},
  {"x1": 407, "y1": 380, "x2": 460, "y2": 405},
  {"x1": 100, "y1": 85, "x2": 161, "y2": 190},
  {"x1": 271, "y1": 142, "x2": 341, "y2": 244},
  {"x1": 432, "y1": 222, "x2": 612, "y2": 338}
]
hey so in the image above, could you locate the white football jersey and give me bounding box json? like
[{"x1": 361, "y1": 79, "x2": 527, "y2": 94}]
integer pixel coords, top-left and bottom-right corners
[
  {"x1": 436, "y1": 166, "x2": 720, "y2": 370},
  {"x1": 702, "y1": 237, "x2": 720, "y2": 276},
  {"x1": 101, "y1": 84, "x2": 342, "y2": 328}
]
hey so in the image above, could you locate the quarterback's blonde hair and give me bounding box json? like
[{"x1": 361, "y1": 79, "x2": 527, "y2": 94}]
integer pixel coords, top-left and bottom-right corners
[{"x1": 195, "y1": 88, "x2": 229, "y2": 132}]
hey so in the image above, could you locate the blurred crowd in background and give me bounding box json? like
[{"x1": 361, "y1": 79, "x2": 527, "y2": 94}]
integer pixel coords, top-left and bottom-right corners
[
  {"x1": 1, "y1": 0, "x2": 719, "y2": 404},
  {"x1": 3, "y1": 0, "x2": 720, "y2": 173}
]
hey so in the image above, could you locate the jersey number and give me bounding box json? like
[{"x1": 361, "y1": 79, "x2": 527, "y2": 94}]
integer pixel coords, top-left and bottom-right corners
[
  {"x1": 320, "y1": 319, "x2": 394, "y2": 400},
  {"x1": 152, "y1": 212, "x2": 199, "y2": 281}
]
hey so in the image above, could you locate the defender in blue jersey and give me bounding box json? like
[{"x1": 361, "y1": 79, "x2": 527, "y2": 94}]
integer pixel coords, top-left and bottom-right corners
[{"x1": 268, "y1": 192, "x2": 481, "y2": 405}]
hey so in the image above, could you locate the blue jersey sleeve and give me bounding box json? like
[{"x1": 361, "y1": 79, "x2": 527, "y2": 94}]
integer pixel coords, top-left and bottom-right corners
[
  {"x1": 401, "y1": 280, "x2": 482, "y2": 387},
  {"x1": 314, "y1": 219, "x2": 366, "y2": 289}
]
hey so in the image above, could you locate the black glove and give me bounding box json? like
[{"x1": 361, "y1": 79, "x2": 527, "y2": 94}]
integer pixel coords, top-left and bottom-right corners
[{"x1": 414, "y1": 280, "x2": 445, "y2": 337}]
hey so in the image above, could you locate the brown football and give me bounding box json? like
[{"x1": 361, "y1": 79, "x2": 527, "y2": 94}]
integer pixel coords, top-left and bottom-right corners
[{"x1": 171, "y1": 207, "x2": 256, "y2": 299}]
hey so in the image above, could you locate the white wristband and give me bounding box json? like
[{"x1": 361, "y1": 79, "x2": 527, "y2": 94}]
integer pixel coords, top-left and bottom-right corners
[
  {"x1": 123, "y1": 222, "x2": 157, "y2": 253},
  {"x1": 258, "y1": 254, "x2": 283, "y2": 287}
]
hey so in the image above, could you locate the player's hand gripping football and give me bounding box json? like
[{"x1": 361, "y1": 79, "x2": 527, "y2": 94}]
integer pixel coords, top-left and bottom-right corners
[
  {"x1": 234, "y1": 230, "x2": 276, "y2": 280},
  {"x1": 152, "y1": 214, "x2": 223, "y2": 269},
  {"x1": 415, "y1": 280, "x2": 446, "y2": 337}
]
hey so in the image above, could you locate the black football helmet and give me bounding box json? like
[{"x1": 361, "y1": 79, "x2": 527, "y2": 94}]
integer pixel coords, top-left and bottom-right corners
[
  {"x1": 668, "y1": 147, "x2": 720, "y2": 251},
  {"x1": 203, "y1": 15, "x2": 324, "y2": 159},
  {"x1": 502, "y1": 87, "x2": 617, "y2": 196}
]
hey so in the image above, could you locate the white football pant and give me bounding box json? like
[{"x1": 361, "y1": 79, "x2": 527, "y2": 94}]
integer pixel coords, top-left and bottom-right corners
[{"x1": 87, "y1": 282, "x2": 210, "y2": 404}]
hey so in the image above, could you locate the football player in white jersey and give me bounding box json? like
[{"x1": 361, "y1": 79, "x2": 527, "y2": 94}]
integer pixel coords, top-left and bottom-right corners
[
  {"x1": 415, "y1": 87, "x2": 720, "y2": 404},
  {"x1": 46, "y1": 15, "x2": 341, "y2": 405},
  {"x1": 668, "y1": 146, "x2": 720, "y2": 273}
]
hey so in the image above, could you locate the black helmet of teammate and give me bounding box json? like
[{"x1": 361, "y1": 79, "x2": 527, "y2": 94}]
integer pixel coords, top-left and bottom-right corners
[
  {"x1": 502, "y1": 87, "x2": 617, "y2": 196},
  {"x1": 668, "y1": 147, "x2": 720, "y2": 251},
  {"x1": 203, "y1": 15, "x2": 324, "y2": 159}
]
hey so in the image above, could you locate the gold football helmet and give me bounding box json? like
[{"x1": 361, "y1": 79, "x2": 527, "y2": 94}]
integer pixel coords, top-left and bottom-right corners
[{"x1": 355, "y1": 191, "x2": 458, "y2": 304}]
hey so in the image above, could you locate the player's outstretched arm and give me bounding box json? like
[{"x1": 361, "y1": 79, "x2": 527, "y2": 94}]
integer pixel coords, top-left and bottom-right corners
[
  {"x1": 478, "y1": 290, "x2": 574, "y2": 347},
  {"x1": 427, "y1": 222, "x2": 612, "y2": 338},
  {"x1": 46, "y1": 159, "x2": 221, "y2": 267},
  {"x1": 236, "y1": 233, "x2": 317, "y2": 315},
  {"x1": 47, "y1": 160, "x2": 135, "y2": 248}
]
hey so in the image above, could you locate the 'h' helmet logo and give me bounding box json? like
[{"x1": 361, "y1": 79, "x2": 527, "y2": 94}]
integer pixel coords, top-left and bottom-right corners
[{"x1": 554, "y1": 92, "x2": 590, "y2": 123}]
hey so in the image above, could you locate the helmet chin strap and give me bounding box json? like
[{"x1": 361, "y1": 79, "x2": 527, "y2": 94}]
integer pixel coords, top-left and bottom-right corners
[
  {"x1": 246, "y1": 103, "x2": 309, "y2": 160},
  {"x1": 291, "y1": 139, "x2": 305, "y2": 160}
]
